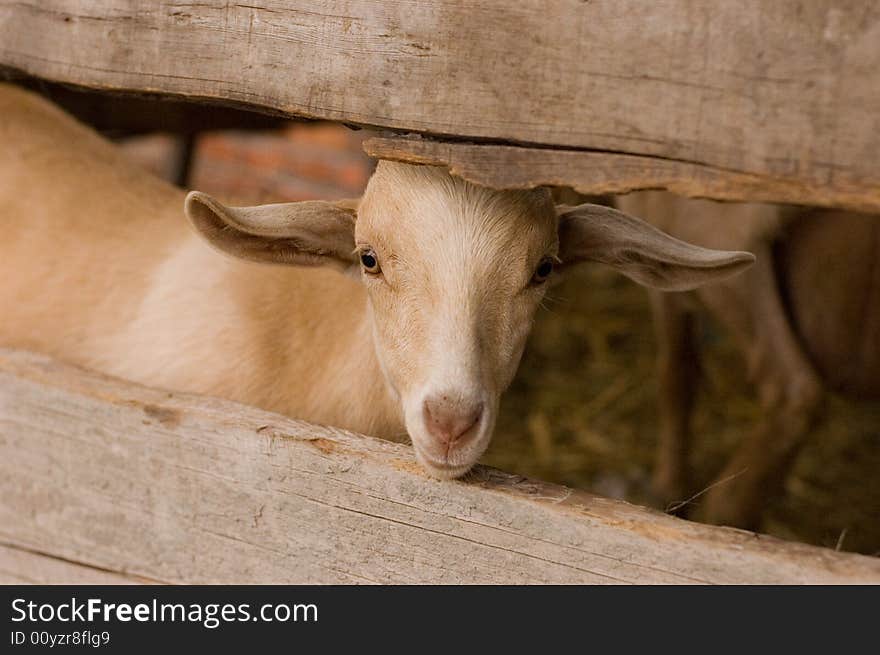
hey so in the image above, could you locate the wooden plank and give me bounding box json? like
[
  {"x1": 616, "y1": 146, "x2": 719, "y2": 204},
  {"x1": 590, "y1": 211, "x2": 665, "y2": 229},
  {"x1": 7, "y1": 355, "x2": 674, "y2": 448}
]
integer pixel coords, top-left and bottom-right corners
[
  {"x1": 365, "y1": 136, "x2": 880, "y2": 213},
  {"x1": 0, "y1": 543, "x2": 152, "y2": 584},
  {"x1": 1, "y1": 1, "x2": 878, "y2": 207},
  {"x1": 0, "y1": 349, "x2": 878, "y2": 584}
]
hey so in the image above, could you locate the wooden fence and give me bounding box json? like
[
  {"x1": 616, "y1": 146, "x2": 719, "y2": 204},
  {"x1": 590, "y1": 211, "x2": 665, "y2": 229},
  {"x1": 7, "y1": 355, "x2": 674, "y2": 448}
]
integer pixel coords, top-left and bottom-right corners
[
  {"x1": 1, "y1": 0, "x2": 878, "y2": 211},
  {"x1": 2, "y1": 349, "x2": 879, "y2": 584}
]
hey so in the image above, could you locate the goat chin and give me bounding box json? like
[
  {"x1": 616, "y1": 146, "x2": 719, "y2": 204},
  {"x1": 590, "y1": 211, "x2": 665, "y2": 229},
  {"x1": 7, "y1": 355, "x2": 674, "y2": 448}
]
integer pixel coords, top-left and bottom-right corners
[{"x1": 412, "y1": 448, "x2": 477, "y2": 480}]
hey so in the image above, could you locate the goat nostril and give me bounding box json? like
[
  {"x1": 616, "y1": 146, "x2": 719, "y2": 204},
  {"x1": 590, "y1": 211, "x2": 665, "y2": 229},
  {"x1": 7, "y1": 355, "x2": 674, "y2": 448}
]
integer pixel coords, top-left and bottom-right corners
[{"x1": 422, "y1": 397, "x2": 484, "y2": 446}]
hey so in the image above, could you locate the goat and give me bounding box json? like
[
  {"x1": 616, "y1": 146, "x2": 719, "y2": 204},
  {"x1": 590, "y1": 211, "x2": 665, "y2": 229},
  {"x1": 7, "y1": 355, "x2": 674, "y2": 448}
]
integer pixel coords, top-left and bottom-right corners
[
  {"x1": 616, "y1": 191, "x2": 880, "y2": 529},
  {"x1": 0, "y1": 83, "x2": 753, "y2": 479}
]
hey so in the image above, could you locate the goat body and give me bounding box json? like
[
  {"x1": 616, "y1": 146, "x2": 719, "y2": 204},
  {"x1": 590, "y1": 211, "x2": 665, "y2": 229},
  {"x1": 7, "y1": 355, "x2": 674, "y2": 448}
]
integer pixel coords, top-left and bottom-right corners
[
  {"x1": 1, "y1": 84, "x2": 752, "y2": 478},
  {"x1": 617, "y1": 191, "x2": 880, "y2": 529},
  {"x1": 0, "y1": 84, "x2": 399, "y2": 436}
]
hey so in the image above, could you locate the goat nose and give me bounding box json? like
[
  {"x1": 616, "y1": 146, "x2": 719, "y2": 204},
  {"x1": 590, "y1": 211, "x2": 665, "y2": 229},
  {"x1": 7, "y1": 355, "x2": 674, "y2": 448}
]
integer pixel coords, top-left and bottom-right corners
[{"x1": 422, "y1": 396, "x2": 483, "y2": 446}]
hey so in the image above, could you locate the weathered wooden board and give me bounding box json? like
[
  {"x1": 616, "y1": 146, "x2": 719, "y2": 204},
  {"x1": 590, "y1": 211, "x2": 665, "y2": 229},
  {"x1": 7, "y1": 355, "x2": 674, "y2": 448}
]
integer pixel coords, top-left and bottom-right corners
[
  {"x1": 1, "y1": 1, "x2": 878, "y2": 207},
  {"x1": 1, "y1": 348, "x2": 878, "y2": 584},
  {"x1": 365, "y1": 136, "x2": 880, "y2": 213},
  {"x1": 0, "y1": 544, "x2": 150, "y2": 585}
]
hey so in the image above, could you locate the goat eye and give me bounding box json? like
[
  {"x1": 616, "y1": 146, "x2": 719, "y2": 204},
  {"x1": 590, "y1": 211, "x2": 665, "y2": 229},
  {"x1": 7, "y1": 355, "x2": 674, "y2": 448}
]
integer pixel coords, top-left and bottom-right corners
[
  {"x1": 532, "y1": 257, "x2": 554, "y2": 284},
  {"x1": 359, "y1": 249, "x2": 381, "y2": 274}
]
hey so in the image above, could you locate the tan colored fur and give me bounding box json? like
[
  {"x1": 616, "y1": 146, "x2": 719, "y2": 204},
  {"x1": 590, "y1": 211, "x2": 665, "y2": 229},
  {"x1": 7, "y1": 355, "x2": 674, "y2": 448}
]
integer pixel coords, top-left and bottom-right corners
[
  {"x1": 0, "y1": 84, "x2": 399, "y2": 437},
  {"x1": 1, "y1": 84, "x2": 752, "y2": 479}
]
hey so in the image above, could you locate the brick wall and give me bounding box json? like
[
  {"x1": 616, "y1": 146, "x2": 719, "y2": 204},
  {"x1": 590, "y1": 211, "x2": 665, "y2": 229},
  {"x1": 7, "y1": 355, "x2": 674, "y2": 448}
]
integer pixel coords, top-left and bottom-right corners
[{"x1": 120, "y1": 122, "x2": 375, "y2": 204}]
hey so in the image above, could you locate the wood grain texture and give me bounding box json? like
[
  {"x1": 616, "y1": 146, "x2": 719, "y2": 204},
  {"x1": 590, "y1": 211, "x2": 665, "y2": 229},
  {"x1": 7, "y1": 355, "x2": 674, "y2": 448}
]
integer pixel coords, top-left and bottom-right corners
[
  {"x1": 365, "y1": 136, "x2": 880, "y2": 213},
  {"x1": 1, "y1": 348, "x2": 878, "y2": 584},
  {"x1": 1, "y1": 1, "x2": 878, "y2": 206},
  {"x1": 0, "y1": 543, "x2": 151, "y2": 584}
]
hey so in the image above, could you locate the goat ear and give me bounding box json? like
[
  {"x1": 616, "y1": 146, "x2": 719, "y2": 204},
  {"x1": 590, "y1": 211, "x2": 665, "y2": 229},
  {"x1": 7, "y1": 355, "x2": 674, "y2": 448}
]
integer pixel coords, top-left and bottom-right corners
[
  {"x1": 184, "y1": 191, "x2": 358, "y2": 271},
  {"x1": 556, "y1": 203, "x2": 755, "y2": 291}
]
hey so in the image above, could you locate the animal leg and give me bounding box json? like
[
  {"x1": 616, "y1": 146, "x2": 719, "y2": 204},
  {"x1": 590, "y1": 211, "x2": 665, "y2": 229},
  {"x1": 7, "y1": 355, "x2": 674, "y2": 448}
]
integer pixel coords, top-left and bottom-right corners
[
  {"x1": 698, "y1": 243, "x2": 824, "y2": 530},
  {"x1": 649, "y1": 290, "x2": 701, "y2": 510}
]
